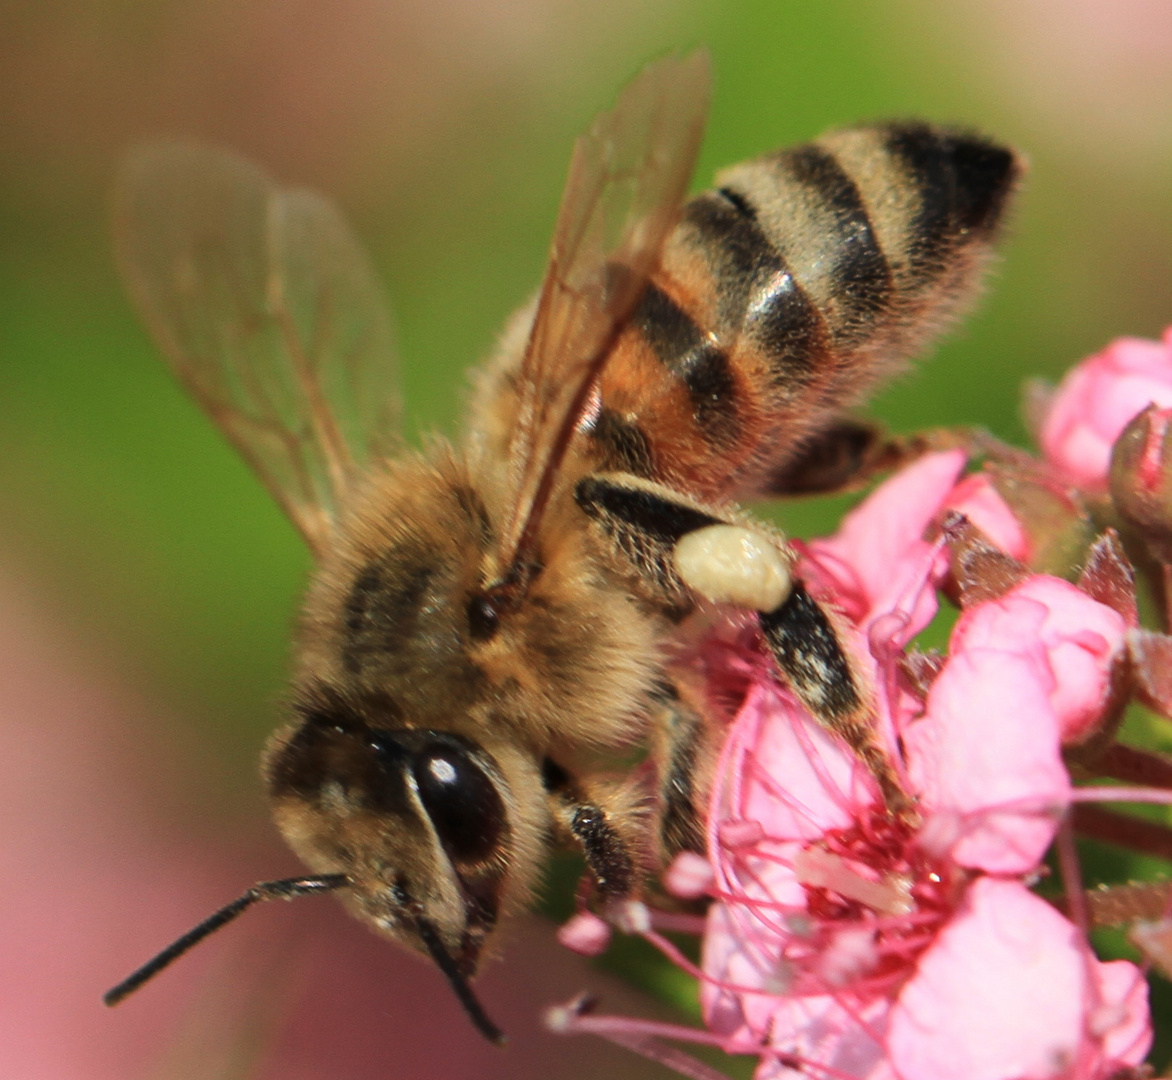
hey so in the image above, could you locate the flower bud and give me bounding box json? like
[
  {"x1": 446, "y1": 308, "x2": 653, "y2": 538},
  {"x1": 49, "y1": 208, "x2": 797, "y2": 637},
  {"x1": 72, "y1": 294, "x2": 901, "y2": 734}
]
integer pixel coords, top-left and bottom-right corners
[
  {"x1": 1109, "y1": 404, "x2": 1172, "y2": 563},
  {"x1": 556, "y1": 911, "x2": 611, "y2": 956},
  {"x1": 1038, "y1": 327, "x2": 1172, "y2": 488},
  {"x1": 663, "y1": 851, "x2": 714, "y2": 899}
]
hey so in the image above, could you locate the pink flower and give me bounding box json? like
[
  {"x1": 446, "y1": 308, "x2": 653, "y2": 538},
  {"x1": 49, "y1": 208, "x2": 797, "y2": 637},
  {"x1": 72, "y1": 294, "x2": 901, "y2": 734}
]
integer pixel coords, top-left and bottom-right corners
[
  {"x1": 694, "y1": 596, "x2": 1146, "y2": 1078},
  {"x1": 901, "y1": 642, "x2": 1069, "y2": 875},
  {"x1": 1039, "y1": 327, "x2": 1172, "y2": 487},
  {"x1": 693, "y1": 466, "x2": 1145, "y2": 1077}
]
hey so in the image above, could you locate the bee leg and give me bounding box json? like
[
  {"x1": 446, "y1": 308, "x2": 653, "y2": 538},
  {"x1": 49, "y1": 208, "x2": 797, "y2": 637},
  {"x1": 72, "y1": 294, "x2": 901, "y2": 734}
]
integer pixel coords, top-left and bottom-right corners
[
  {"x1": 656, "y1": 511, "x2": 912, "y2": 815},
  {"x1": 541, "y1": 759, "x2": 639, "y2": 902},
  {"x1": 575, "y1": 473, "x2": 911, "y2": 814},
  {"x1": 762, "y1": 421, "x2": 972, "y2": 498},
  {"x1": 760, "y1": 584, "x2": 912, "y2": 816},
  {"x1": 760, "y1": 418, "x2": 890, "y2": 496},
  {"x1": 651, "y1": 680, "x2": 709, "y2": 859},
  {"x1": 758, "y1": 581, "x2": 861, "y2": 726},
  {"x1": 576, "y1": 472, "x2": 793, "y2": 613}
]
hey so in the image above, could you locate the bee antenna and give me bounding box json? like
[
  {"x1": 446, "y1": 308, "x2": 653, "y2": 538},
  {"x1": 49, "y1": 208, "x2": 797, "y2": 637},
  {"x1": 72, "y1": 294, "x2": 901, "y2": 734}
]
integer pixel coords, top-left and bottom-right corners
[
  {"x1": 414, "y1": 915, "x2": 507, "y2": 1046},
  {"x1": 103, "y1": 874, "x2": 349, "y2": 1007}
]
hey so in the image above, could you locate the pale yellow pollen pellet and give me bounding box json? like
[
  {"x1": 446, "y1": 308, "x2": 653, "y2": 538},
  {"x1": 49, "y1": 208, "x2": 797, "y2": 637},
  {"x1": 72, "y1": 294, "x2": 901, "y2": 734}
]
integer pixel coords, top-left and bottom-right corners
[{"x1": 672, "y1": 523, "x2": 793, "y2": 613}]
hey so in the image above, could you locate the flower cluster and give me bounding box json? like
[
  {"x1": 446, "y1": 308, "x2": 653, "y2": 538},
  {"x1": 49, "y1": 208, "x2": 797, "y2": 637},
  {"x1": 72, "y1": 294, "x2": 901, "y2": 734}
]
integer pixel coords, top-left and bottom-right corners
[
  {"x1": 697, "y1": 451, "x2": 1144, "y2": 1079},
  {"x1": 551, "y1": 328, "x2": 1172, "y2": 1079}
]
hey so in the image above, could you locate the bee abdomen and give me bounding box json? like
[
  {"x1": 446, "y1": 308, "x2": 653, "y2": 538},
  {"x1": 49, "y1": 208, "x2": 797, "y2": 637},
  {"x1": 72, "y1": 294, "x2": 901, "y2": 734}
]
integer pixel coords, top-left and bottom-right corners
[
  {"x1": 591, "y1": 122, "x2": 1020, "y2": 497},
  {"x1": 711, "y1": 123, "x2": 1019, "y2": 366}
]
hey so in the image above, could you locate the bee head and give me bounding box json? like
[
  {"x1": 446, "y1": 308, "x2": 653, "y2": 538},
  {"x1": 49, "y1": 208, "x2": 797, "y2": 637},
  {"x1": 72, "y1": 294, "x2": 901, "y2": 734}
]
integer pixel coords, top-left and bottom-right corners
[
  {"x1": 263, "y1": 699, "x2": 546, "y2": 987},
  {"x1": 103, "y1": 691, "x2": 537, "y2": 1044}
]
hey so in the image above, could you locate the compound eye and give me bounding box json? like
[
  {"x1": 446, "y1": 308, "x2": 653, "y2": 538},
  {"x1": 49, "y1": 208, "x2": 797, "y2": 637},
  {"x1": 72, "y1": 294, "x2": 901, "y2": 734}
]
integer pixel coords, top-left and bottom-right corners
[{"x1": 411, "y1": 742, "x2": 506, "y2": 864}]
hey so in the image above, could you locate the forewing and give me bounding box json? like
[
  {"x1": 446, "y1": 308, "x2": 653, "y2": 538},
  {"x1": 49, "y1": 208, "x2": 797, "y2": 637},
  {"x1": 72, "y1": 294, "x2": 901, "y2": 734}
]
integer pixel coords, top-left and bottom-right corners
[
  {"x1": 499, "y1": 51, "x2": 711, "y2": 573},
  {"x1": 114, "y1": 144, "x2": 400, "y2": 555}
]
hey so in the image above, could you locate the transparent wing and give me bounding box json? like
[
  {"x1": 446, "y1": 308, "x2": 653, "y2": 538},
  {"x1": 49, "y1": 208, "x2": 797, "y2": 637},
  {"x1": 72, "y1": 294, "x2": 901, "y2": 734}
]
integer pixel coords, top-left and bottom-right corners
[
  {"x1": 498, "y1": 51, "x2": 711, "y2": 578},
  {"x1": 114, "y1": 143, "x2": 401, "y2": 556}
]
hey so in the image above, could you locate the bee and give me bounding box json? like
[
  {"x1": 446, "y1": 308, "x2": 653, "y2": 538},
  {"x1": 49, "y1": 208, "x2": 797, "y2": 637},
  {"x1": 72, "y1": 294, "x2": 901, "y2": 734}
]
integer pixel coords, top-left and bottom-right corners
[{"x1": 105, "y1": 51, "x2": 1021, "y2": 1042}]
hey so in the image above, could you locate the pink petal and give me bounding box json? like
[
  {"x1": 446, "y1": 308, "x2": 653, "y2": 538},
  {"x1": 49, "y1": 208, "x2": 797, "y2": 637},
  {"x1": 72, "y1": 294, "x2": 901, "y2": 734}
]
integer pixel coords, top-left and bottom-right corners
[
  {"x1": 703, "y1": 683, "x2": 882, "y2": 1039},
  {"x1": 889, "y1": 879, "x2": 1089, "y2": 1080},
  {"x1": 807, "y1": 450, "x2": 965, "y2": 628},
  {"x1": 733, "y1": 682, "x2": 874, "y2": 843},
  {"x1": 952, "y1": 577, "x2": 1126, "y2": 742},
  {"x1": 904, "y1": 647, "x2": 1069, "y2": 873},
  {"x1": 1089, "y1": 960, "x2": 1151, "y2": 1069},
  {"x1": 701, "y1": 928, "x2": 897, "y2": 1080},
  {"x1": 950, "y1": 589, "x2": 1051, "y2": 675},
  {"x1": 753, "y1": 994, "x2": 894, "y2": 1080},
  {"x1": 702, "y1": 899, "x2": 796, "y2": 1036}
]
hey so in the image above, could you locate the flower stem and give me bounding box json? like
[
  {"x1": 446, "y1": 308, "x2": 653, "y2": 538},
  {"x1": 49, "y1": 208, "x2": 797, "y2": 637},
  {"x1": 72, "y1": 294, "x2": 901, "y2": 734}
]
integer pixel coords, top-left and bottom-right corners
[
  {"x1": 1086, "y1": 743, "x2": 1172, "y2": 790},
  {"x1": 1072, "y1": 803, "x2": 1172, "y2": 862}
]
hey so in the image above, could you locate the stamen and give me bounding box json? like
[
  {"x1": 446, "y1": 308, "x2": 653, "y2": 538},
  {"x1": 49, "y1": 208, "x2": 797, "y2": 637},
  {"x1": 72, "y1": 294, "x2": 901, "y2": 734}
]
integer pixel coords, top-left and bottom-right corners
[
  {"x1": 794, "y1": 847, "x2": 914, "y2": 917},
  {"x1": 546, "y1": 994, "x2": 739, "y2": 1080}
]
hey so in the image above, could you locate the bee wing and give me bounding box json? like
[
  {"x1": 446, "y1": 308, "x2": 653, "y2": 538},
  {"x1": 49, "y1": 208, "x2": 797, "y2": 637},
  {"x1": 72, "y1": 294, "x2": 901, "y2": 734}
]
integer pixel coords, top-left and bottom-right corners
[
  {"x1": 498, "y1": 51, "x2": 711, "y2": 576},
  {"x1": 114, "y1": 143, "x2": 400, "y2": 556}
]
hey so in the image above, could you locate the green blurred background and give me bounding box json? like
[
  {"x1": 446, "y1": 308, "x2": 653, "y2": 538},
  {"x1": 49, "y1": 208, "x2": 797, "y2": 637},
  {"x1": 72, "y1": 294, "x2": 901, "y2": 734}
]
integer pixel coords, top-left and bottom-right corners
[{"x1": 1, "y1": 0, "x2": 1169, "y2": 1076}]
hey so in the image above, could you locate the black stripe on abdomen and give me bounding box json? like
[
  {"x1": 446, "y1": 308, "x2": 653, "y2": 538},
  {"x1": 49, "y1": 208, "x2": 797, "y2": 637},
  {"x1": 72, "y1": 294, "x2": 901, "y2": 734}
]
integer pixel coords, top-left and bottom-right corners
[
  {"x1": 775, "y1": 144, "x2": 892, "y2": 340},
  {"x1": 681, "y1": 192, "x2": 828, "y2": 394},
  {"x1": 745, "y1": 265, "x2": 832, "y2": 392},
  {"x1": 883, "y1": 123, "x2": 1020, "y2": 284},
  {"x1": 633, "y1": 282, "x2": 740, "y2": 449},
  {"x1": 882, "y1": 124, "x2": 956, "y2": 281}
]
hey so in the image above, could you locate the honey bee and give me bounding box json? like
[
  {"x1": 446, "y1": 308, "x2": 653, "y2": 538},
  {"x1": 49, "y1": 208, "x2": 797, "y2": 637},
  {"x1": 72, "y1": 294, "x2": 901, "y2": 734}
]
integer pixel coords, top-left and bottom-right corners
[{"x1": 105, "y1": 52, "x2": 1021, "y2": 1041}]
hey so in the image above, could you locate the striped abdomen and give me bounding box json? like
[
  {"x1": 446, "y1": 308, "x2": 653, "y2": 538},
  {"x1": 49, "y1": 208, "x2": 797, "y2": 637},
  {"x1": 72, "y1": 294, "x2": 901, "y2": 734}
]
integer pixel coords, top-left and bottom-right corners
[{"x1": 586, "y1": 122, "x2": 1022, "y2": 502}]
